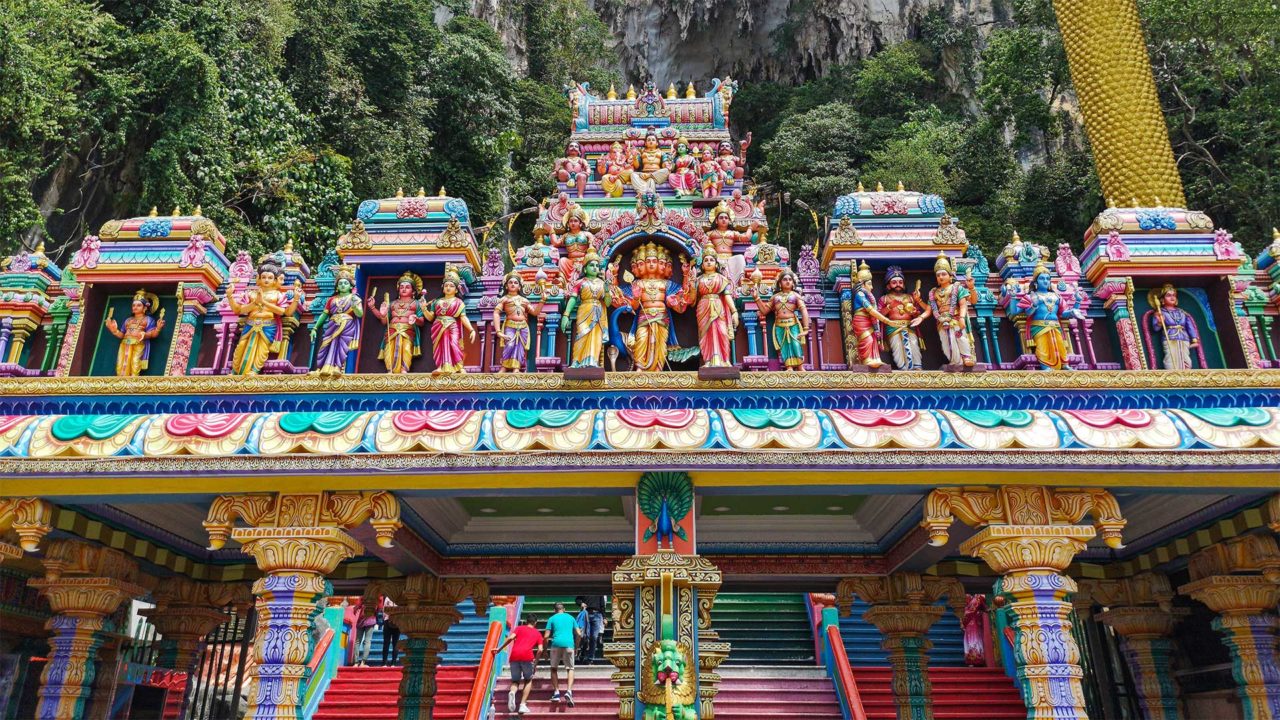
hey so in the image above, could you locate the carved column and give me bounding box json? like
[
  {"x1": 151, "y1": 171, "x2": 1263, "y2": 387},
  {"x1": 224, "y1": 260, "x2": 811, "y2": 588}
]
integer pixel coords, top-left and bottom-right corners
[
  {"x1": 1080, "y1": 572, "x2": 1186, "y2": 720},
  {"x1": 1179, "y1": 534, "x2": 1280, "y2": 720},
  {"x1": 165, "y1": 283, "x2": 214, "y2": 376},
  {"x1": 1097, "y1": 279, "x2": 1147, "y2": 370},
  {"x1": 837, "y1": 573, "x2": 965, "y2": 720},
  {"x1": 141, "y1": 578, "x2": 252, "y2": 671},
  {"x1": 28, "y1": 540, "x2": 145, "y2": 720},
  {"x1": 922, "y1": 486, "x2": 1127, "y2": 720},
  {"x1": 0, "y1": 496, "x2": 54, "y2": 562},
  {"x1": 203, "y1": 491, "x2": 403, "y2": 720},
  {"x1": 367, "y1": 575, "x2": 488, "y2": 720}
]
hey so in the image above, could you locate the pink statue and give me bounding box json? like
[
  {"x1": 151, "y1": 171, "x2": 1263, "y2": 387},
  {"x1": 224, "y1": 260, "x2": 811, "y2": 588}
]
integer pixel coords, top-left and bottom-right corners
[
  {"x1": 667, "y1": 137, "x2": 698, "y2": 197},
  {"x1": 697, "y1": 146, "x2": 725, "y2": 198},
  {"x1": 962, "y1": 594, "x2": 987, "y2": 666},
  {"x1": 553, "y1": 141, "x2": 591, "y2": 198},
  {"x1": 71, "y1": 235, "x2": 101, "y2": 270},
  {"x1": 548, "y1": 205, "x2": 597, "y2": 286},
  {"x1": 687, "y1": 242, "x2": 739, "y2": 368},
  {"x1": 716, "y1": 134, "x2": 751, "y2": 187},
  {"x1": 179, "y1": 234, "x2": 207, "y2": 269},
  {"x1": 422, "y1": 267, "x2": 476, "y2": 374}
]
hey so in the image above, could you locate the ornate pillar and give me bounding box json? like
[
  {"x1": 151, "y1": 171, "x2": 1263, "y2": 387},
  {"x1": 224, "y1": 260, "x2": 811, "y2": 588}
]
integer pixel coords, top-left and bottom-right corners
[
  {"x1": 28, "y1": 539, "x2": 145, "y2": 720},
  {"x1": 1179, "y1": 534, "x2": 1280, "y2": 720},
  {"x1": 141, "y1": 578, "x2": 252, "y2": 671},
  {"x1": 836, "y1": 574, "x2": 965, "y2": 720},
  {"x1": 165, "y1": 283, "x2": 214, "y2": 376},
  {"x1": 367, "y1": 575, "x2": 488, "y2": 720},
  {"x1": 52, "y1": 271, "x2": 84, "y2": 377},
  {"x1": 203, "y1": 491, "x2": 403, "y2": 720},
  {"x1": 922, "y1": 486, "x2": 1127, "y2": 720},
  {"x1": 1080, "y1": 572, "x2": 1186, "y2": 720},
  {"x1": 1097, "y1": 279, "x2": 1147, "y2": 370},
  {"x1": 0, "y1": 496, "x2": 54, "y2": 562}
]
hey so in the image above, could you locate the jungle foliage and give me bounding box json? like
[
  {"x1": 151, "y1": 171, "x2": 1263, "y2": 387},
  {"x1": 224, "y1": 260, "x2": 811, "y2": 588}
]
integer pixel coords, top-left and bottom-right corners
[{"x1": 1, "y1": 0, "x2": 1276, "y2": 266}]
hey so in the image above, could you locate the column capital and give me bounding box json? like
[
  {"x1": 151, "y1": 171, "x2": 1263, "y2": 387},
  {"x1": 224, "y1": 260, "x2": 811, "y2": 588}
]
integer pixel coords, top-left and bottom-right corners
[
  {"x1": 1178, "y1": 575, "x2": 1280, "y2": 616},
  {"x1": 836, "y1": 572, "x2": 965, "y2": 618},
  {"x1": 203, "y1": 490, "x2": 402, "y2": 552},
  {"x1": 0, "y1": 496, "x2": 55, "y2": 561},
  {"x1": 370, "y1": 574, "x2": 490, "y2": 637},
  {"x1": 1080, "y1": 571, "x2": 1178, "y2": 612},
  {"x1": 141, "y1": 577, "x2": 252, "y2": 670},
  {"x1": 1097, "y1": 606, "x2": 1187, "y2": 639},
  {"x1": 862, "y1": 603, "x2": 945, "y2": 636},
  {"x1": 234, "y1": 526, "x2": 365, "y2": 576},
  {"x1": 1268, "y1": 493, "x2": 1280, "y2": 534},
  {"x1": 960, "y1": 524, "x2": 1096, "y2": 575},
  {"x1": 922, "y1": 486, "x2": 1125, "y2": 549}
]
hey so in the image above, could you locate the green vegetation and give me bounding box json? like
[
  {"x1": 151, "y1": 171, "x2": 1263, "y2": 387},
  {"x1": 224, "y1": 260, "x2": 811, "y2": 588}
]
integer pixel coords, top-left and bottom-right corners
[{"x1": 1, "y1": 0, "x2": 1276, "y2": 265}]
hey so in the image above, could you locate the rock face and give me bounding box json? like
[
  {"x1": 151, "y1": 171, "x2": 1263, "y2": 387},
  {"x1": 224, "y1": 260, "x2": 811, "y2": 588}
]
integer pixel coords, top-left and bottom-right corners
[{"x1": 589, "y1": 0, "x2": 1005, "y2": 83}]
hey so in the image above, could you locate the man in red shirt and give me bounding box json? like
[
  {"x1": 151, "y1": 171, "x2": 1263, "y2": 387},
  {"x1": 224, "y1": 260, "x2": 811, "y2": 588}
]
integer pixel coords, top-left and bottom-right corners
[{"x1": 495, "y1": 614, "x2": 544, "y2": 715}]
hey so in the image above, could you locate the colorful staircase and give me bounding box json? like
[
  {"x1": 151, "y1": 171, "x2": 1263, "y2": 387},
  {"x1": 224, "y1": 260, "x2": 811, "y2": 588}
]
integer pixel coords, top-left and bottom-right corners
[
  {"x1": 851, "y1": 666, "x2": 1026, "y2": 719},
  {"x1": 312, "y1": 664, "x2": 477, "y2": 719},
  {"x1": 712, "y1": 593, "x2": 815, "y2": 665},
  {"x1": 366, "y1": 598, "x2": 491, "y2": 665},
  {"x1": 839, "y1": 598, "x2": 966, "y2": 665},
  {"x1": 716, "y1": 666, "x2": 843, "y2": 719},
  {"x1": 494, "y1": 665, "x2": 616, "y2": 719}
]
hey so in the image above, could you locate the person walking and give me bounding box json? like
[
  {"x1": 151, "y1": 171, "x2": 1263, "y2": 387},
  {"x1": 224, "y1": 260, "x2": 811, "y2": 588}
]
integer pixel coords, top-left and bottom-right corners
[
  {"x1": 582, "y1": 595, "x2": 605, "y2": 665},
  {"x1": 353, "y1": 597, "x2": 377, "y2": 666},
  {"x1": 574, "y1": 597, "x2": 590, "y2": 663},
  {"x1": 494, "y1": 614, "x2": 544, "y2": 716},
  {"x1": 378, "y1": 596, "x2": 401, "y2": 666},
  {"x1": 544, "y1": 602, "x2": 580, "y2": 706}
]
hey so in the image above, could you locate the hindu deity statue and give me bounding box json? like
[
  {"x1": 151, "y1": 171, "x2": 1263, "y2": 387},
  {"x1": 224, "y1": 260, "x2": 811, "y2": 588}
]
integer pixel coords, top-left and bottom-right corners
[
  {"x1": 611, "y1": 242, "x2": 691, "y2": 372},
  {"x1": 716, "y1": 135, "x2": 750, "y2": 187},
  {"x1": 915, "y1": 252, "x2": 975, "y2": 368},
  {"x1": 422, "y1": 267, "x2": 475, "y2": 374},
  {"x1": 849, "y1": 261, "x2": 901, "y2": 369},
  {"x1": 553, "y1": 141, "x2": 591, "y2": 198},
  {"x1": 598, "y1": 141, "x2": 633, "y2": 198},
  {"x1": 705, "y1": 201, "x2": 750, "y2": 286},
  {"x1": 493, "y1": 273, "x2": 547, "y2": 373},
  {"x1": 560, "y1": 249, "x2": 609, "y2": 369},
  {"x1": 686, "y1": 242, "x2": 738, "y2": 368},
  {"x1": 697, "y1": 146, "x2": 725, "y2": 198},
  {"x1": 1013, "y1": 264, "x2": 1084, "y2": 371},
  {"x1": 667, "y1": 137, "x2": 698, "y2": 197},
  {"x1": 878, "y1": 266, "x2": 925, "y2": 370},
  {"x1": 105, "y1": 289, "x2": 164, "y2": 376},
  {"x1": 227, "y1": 259, "x2": 303, "y2": 375},
  {"x1": 548, "y1": 204, "x2": 597, "y2": 285},
  {"x1": 310, "y1": 267, "x2": 363, "y2": 377},
  {"x1": 1146, "y1": 283, "x2": 1201, "y2": 370},
  {"x1": 752, "y1": 269, "x2": 810, "y2": 371},
  {"x1": 630, "y1": 131, "x2": 670, "y2": 194},
  {"x1": 366, "y1": 271, "x2": 426, "y2": 374}
]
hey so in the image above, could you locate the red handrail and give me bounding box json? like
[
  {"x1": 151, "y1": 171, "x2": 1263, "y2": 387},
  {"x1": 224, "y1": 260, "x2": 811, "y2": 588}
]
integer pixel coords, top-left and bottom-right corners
[
  {"x1": 463, "y1": 617, "x2": 506, "y2": 720},
  {"x1": 826, "y1": 625, "x2": 869, "y2": 720},
  {"x1": 306, "y1": 629, "x2": 334, "y2": 673}
]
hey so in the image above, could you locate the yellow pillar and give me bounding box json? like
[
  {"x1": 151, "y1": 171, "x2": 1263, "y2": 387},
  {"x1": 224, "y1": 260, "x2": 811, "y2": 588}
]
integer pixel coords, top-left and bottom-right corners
[
  {"x1": 140, "y1": 578, "x2": 252, "y2": 671},
  {"x1": 0, "y1": 496, "x2": 54, "y2": 562},
  {"x1": 1051, "y1": 0, "x2": 1186, "y2": 207},
  {"x1": 28, "y1": 539, "x2": 145, "y2": 720}
]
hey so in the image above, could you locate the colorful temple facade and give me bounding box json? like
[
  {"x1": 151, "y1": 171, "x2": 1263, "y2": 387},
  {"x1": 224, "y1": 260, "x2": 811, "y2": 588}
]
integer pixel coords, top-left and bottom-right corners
[{"x1": 1, "y1": 5, "x2": 1279, "y2": 720}]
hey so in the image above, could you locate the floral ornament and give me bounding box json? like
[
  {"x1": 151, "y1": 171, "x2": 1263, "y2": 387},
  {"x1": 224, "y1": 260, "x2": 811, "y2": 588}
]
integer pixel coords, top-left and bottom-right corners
[
  {"x1": 356, "y1": 200, "x2": 380, "y2": 221},
  {"x1": 1135, "y1": 209, "x2": 1176, "y2": 231},
  {"x1": 139, "y1": 218, "x2": 174, "y2": 238},
  {"x1": 918, "y1": 194, "x2": 946, "y2": 215},
  {"x1": 834, "y1": 194, "x2": 861, "y2": 218}
]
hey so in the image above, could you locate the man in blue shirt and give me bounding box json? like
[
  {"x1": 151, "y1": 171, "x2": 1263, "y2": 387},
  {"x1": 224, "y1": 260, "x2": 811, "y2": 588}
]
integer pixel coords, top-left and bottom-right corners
[{"x1": 543, "y1": 602, "x2": 580, "y2": 705}]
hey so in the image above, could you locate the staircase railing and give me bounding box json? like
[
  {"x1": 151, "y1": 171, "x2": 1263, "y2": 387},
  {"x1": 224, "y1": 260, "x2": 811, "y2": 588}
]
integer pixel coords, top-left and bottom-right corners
[
  {"x1": 464, "y1": 605, "x2": 515, "y2": 720},
  {"x1": 819, "y1": 606, "x2": 868, "y2": 720},
  {"x1": 301, "y1": 606, "x2": 346, "y2": 718}
]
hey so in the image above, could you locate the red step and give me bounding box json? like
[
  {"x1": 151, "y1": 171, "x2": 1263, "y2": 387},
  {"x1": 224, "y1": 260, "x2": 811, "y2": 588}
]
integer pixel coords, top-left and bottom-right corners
[
  {"x1": 313, "y1": 665, "x2": 477, "y2": 720},
  {"x1": 715, "y1": 672, "x2": 842, "y2": 718},
  {"x1": 851, "y1": 666, "x2": 1026, "y2": 719},
  {"x1": 495, "y1": 674, "x2": 619, "y2": 720}
]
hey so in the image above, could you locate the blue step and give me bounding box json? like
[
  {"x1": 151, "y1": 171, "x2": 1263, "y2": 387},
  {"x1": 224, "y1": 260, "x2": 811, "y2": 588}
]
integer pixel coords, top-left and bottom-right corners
[
  {"x1": 839, "y1": 599, "x2": 966, "y2": 667},
  {"x1": 367, "y1": 599, "x2": 492, "y2": 665}
]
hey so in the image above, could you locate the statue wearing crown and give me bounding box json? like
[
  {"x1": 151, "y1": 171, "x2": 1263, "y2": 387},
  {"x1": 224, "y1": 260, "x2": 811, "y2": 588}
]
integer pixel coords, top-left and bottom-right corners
[
  {"x1": 598, "y1": 141, "x2": 634, "y2": 198},
  {"x1": 878, "y1": 266, "x2": 924, "y2": 370},
  {"x1": 367, "y1": 271, "x2": 426, "y2": 374},
  {"x1": 553, "y1": 141, "x2": 591, "y2": 198},
  {"x1": 705, "y1": 201, "x2": 751, "y2": 287},
  {"x1": 631, "y1": 131, "x2": 670, "y2": 194},
  {"x1": 610, "y1": 242, "x2": 691, "y2": 372},
  {"x1": 697, "y1": 145, "x2": 725, "y2": 198},
  {"x1": 1014, "y1": 263, "x2": 1084, "y2": 371},
  {"x1": 548, "y1": 204, "x2": 597, "y2": 286},
  {"x1": 310, "y1": 265, "x2": 364, "y2": 377},
  {"x1": 561, "y1": 248, "x2": 609, "y2": 370},
  {"x1": 1144, "y1": 283, "x2": 1202, "y2": 370},
  {"x1": 916, "y1": 252, "x2": 976, "y2": 369},
  {"x1": 687, "y1": 241, "x2": 739, "y2": 368},
  {"x1": 227, "y1": 257, "x2": 304, "y2": 375},
  {"x1": 667, "y1": 137, "x2": 699, "y2": 197},
  {"x1": 849, "y1": 261, "x2": 902, "y2": 370},
  {"x1": 493, "y1": 272, "x2": 547, "y2": 373},
  {"x1": 423, "y1": 266, "x2": 476, "y2": 374},
  {"x1": 751, "y1": 268, "x2": 810, "y2": 371},
  {"x1": 105, "y1": 289, "x2": 165, "y2": 376}
]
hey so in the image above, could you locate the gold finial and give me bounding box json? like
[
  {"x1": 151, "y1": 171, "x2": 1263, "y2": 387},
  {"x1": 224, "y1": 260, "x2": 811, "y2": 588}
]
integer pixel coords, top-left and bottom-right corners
[
  {"x1": 1012, "y1": 229, "x2": 1021, "y2": 243},
  {"x1": 1273, "y1": 227, "x2": 1279, "y2": 241},
  {"x1": 34, "y1": 241, "x2": 45, "y2": 255},
  {"x1": 876, "y1": 182, "x2": 884, "y2": 192},
  {"x1": 171, "y1": 205, "x2": 181, "y2": 216},
  {"x1": 607, "y1": 83, "x2": 617, "y2": 100},
  {"x1": 897, "y1": 180, "x2": 905, "y2": 192},
  {"x1": 857, "y1": 181, "x2": 865, "y2": 193},
  {"x1": 1131, "y1": 197, "x2": 1140, "y2": 208},
  {"x1": 685, "y1": 81, "x2": 696, "y2": 98},
  {"x1": 1107, "y1": 197, "x2": 1116, "y2": 209},
  {"x1": 417, "y1": 186, "x2": 426, "y2": 197},
  {"x1": 666, "y1": 82, "x2": 677, "y2": 99},
  {"x1": 283, "y1": 239, "x2": 294, "y2": 254},
  {"x1": 149, "y1": 206, "x2": 158, "y2": 217},
  {"x1": 438, "y1": 186, "x2": 446, "y2": 197},
  {"x1": 1154, "y1": 196, "x2": 1163, "y2": 208},
  {"x1": 626, "y1": 84, "x2": 637, "y2": 100},
  {"x1": 193, "y1": 204, "x2": 202, "y2": 216},
  {"x1": 395, "y1": 187, "x2": 405, "y2": 198}
]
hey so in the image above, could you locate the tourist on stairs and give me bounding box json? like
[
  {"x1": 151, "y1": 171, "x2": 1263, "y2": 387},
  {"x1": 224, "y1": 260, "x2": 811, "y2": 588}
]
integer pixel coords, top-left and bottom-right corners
[
  {"x1": 377, "y1": 596, "x2": 400, "y2": 666},
  {"x1": 576, "y1": 595, "x2": 606, "y2": 665},
  {"x1": 353, "y1": 597, "x2": 377, "y2": 666},
  {"x1": 544, "y1": 602, "x2": 580, "y2": 706},
  {"x1": 495, "y1": 614, "x2": 544, "y2": 716}
]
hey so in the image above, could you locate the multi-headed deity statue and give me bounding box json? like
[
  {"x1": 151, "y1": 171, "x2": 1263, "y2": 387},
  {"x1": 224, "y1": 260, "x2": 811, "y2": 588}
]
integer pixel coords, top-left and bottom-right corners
[
  {"x1": 311, "y1": 266, "x2": 364, "y2": 377},
  {"x1": 1014, "y1": 264, "x2": 1083, "y2": 371},
  {"x1": 849, "y1": 261, "x2": 901, "y2": 369},
  {"x1": 548, "y1": 204, "x2": 596, "y2": 285},
  {"x1": 878, "y1": 266, "x2": 924, "y2": 370},
  {"x1": 667, "y1": 138, "x2": 699, "y2": 197},
  {"x1": 687, "y1": 242, "x2": 738, "y2": 368},
  {"x1": 105, "y1": 289, "x2": 165, "y2": 377},
  {"x1": 561, "y1": 249, "x2": 609, "y2": 369},
  {"x1": 228, "y1": 259, "x2": 303, "y2": 375},
  {"x1": 493, "y1": 273, "x2": 547, "y2": 373},
  {"x1": 753, "y1": 269, "x2": 810, "y2": 371},
  {"x1": 917, "y1": 252, "x2": 975, "y2": 368},
  {"x1": 1146, "y1": 283, "x2": 1201, "y2": 370},
  {"x1": 422, "y1": 266, "x2": 475, "y2": 374},
  {"x1": 716, "y1": 135, "x2": 750, "y2": 187},
  {"x1": 631, "y1": 131, "x2": 670, "y2": 194},
  {"x1": 611, "y1": 242, "x2": 691, "y2": 372},
  {"x1": 697, "y1": 146, "x2": 725, "y2": 198},
  {"x1": 705, "y1": 202, "x2": 750, "y2": 287},
  {"x1": 598, "y1": 141, "x2": 633, "y2": 198},
  {"x1": 366, "y1": 271, "x2": 426, "y2": 374},
  {"x1": 554, "y1": 141, "x2": 591, "y2": 198}
]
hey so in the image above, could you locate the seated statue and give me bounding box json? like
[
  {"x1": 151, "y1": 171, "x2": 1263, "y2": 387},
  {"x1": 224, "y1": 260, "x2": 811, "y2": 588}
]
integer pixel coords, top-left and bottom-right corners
[
  {"x1": 667, "y1": 138, "x2": 698, "y2": 197},
  {"x1": 553, "y1": 141, "x2": 591, "y2": 198},
  {"x1": 598, "y1": 142, "x2": 633, "y2": 198},
  {"x1": 716, "y1": 134, "x2": 750, "y2": 186},
  {"x1": 630, "y1": 131, "x2": 670, "y2": 194}
]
